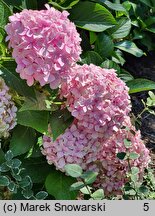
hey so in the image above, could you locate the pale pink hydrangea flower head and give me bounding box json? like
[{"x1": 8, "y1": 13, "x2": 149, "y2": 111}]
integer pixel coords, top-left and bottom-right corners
[
  {"x1": 41, "y1": 120, "x2": 101, "y2": 171},
  {"x1": 0, "y1": 77, "x2": 17, "y2": 138},
  {"x1": 60, "y1": 64, "x2": 131, "y2": 139},
  {"x1": 94, "y1": 118, "x2": 150, "y2": 195},
  {"x1": 5, "y1": 4, "x2": 82, "y2": 89}
]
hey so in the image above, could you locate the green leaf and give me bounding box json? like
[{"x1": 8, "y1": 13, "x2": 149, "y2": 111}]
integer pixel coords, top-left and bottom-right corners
[
  {"x1": 138, "y1": 185, "x2": 149, "y2": 194},
  {"x1": 21, "y1": 157, "x2": 51, "y2": 183},
  {"x1": 49, "y1": 109, "x2": 73, "y2": 141},
  {"x1": 0, "y1": 176, "x2": 10, "y2": 186},
  {"x1": 115, "y1": 41, "x2": 144, "y2": 57},
  {"x1": 131, "y1": 167, "x2": 139, "y2": 175},
  {"x1": 95, "y1": 0, "x2": 127, "y2": 12},
  {"x1": 91, "y1": 189, "x2": 104, "y2": 200},
  {"x1": 81, "y1": 171, "x2": 98, "y2": 184},
  {"x1": 89, "y1": 32, "x2": 97, "y2": 44},
  {"x1": 127, "y1": 79, "x2": 155, "y2": 94},
  {"x1": 124, "y1": 139, "x2": 132, "y2": 148},
  {"x1": 65, "y1": 164, "x2": 83, "y2": 178},
  {"x1": 8, "y1": 181, "x2": 16, "y2": 192},
  {"x1": 35, "y1": 191, "x2": 48, "y2": 200},
  {"x1": 80, "y1": 186, "x2": 92, "y2": 195},
  {"x1": 0, "y1": 61, "x2": 35, "y2": 98},
  {"x1": 139, "y1": 0, "x2": 153, "y2": 7},
  {"x1": 19, "y1": 91, "x2": 55, "y2": 112},
  {"x1": 69, "y1": 1, "x2": 116, "y2": 32},
  {"x1": 19, "y1": 176, "x2": 31, "y2": 188},
  {"x1": 22, "y1": 189, "x2": 33, "y2": 199},
  {"x1": 45, "y1": 170, "x2": 77, "y2": 200},
  {"x1": 11, "y1": 159, "x2": 22, "y2": 169},
  {"x1": 12, "y1": 173, "x2": 22, "y2": 181},
  {"x1": 81, "y1": 51, "x2": 103, "y2": 66},
  {"x1": 0, "y1": 162, "x2": 10, "y2": 172},
  {"x1": 129, "y1": 153, "x2": 140, "y2": 160},
  {"x1": 0, "y1": 149, "x2": 5, "y2": 164},
  {"x1": 25, "y1": 0, "x2": 37, "y2": 9},
  {"x1": 95, "y1": 33, "x2": 114, "y2": 58},
  {"x1": 109, "y1": 18, "x2": 131, "y2": 39},
  {"x1": 117, "y1": 152, "x2": 126, "y2": 160},
  {"x1": 0, "y1": 0, "x2": 12, "y2": 28},
  {"x1": 70, "y1": 182, "x2": 85, "y2": 191},
  {"x1": 112, "y1": 50, "x2": 126, "y2": 65},
  {"x1": 49, "y1": 0, "x2": 79, "y2": 10},
  {"x1": 100, "y1": 59, "x2": 121, "y2": 74},
  {"x1": 5, "y1": 150, "x2": 13, "y2": 161},
  {"x1": 10, "y1": 125, "x2": 36, "y2": 156},
  {"x1": 118, "y1": 69, "x2": 134, "y2": 82},
  {"x1": 17, "y1": 110, "x2": 49, "y2": 133}
]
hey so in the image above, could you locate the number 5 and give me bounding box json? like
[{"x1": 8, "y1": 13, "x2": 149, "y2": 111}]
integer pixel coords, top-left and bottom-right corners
[{"x1": 143, "y1": 203, "x2": 149, "y2": 211}]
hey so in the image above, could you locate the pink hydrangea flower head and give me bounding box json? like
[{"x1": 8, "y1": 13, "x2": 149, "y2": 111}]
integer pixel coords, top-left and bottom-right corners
[
  {"x1": 0, "y1": 77, "x2": 17, "y2": 138},
  {"x1": 60, "y1": 64, "x2": 131, "y2": 139},
  {"x1": 5, "y1": 4, "x2": 82, "y2": 89},
  {"x1": 41, "y1": 120, "x2": 102, "y2": 171},
  {"x1": 95, "y1": 118, "x2": 150, "y2": 195}
]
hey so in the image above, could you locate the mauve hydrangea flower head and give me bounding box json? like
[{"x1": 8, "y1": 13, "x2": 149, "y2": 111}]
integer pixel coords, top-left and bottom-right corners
[
  {"x1": 5, "y1": 4, "x2": 82, "y2": 89},
  {"x1": 0, "y1": 77, "x2": 17, "y2": 138},
  {"x1": 94, "y1": 118, "x2": 150, "y2": 195},
  {"x1": 41, "y1": 120, "x2": 101, "y2": 171},
  {"x1": 60, "y1": 64, "x2": 131, "y2": 139}
]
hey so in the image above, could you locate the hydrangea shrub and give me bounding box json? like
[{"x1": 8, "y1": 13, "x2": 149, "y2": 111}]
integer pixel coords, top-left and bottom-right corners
[{"x1": 0, "y1": 1, "x2": 152, "y2": 199}]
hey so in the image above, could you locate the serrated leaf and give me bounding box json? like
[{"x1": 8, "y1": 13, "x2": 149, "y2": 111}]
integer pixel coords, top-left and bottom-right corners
[
  {"x1": 17, "y1": 110, "x2": 49, "y2": 133},
  {"x1": 0, "y1": 0, "x2": 12, "y2": 28},
  {"x1": 65, "y1": 164, "x2": 83, "y2": 178},
  {"x1": 45, "y1": 170, "x2": 77, "y2": 200},
  {"x1": 0, "y1": 61, "x2": 35, "y2": 98},
  {"x1": 117, "y1": 152, "x2": 126, "y2": 160},
  {"x1": 19, "y1": 91, "x2": 57, "y2": 112},
  {"x1": 81, "y1": 51, "x2": 103, "y2": 66},
  {"x1": 95, "y1": 0, "x2": 127, "y2": 12},
  {"x1": 49, "y1": 109, "x2": 73, "y2": 141},
  {"x1": 81, "y1": 171, "x2": 98, "y2": 184},
  {"x1": 21, "y1": 157, "x2": 51, "y2": 184},
  {"x1": 95, "y1": 33, "x2": 114, "y2": 58},
  {"x1": 35, "y1": 191, "x2": 48, "y2": 200},
  {"x1": 100, "y1": 59, "x2": 121, "y2": 74},
  {"x1": 109, "y1": 18, "x2": 131, "y2": 39},
  {"x1": 115, "y1": 41, "x2": 144, "y2": 57},
  {"x1": 127, "y1": 79, "x2": 155, "y2": 94},
  {"x1": 10, "y1": 125, "x2": 36, "y2": 156},
  {"x1": 70, "y1": 1, "x2": 116, "y2": 32},
  {"x1": 70, "y1": 182, "x2": 85, "y2": 191}
]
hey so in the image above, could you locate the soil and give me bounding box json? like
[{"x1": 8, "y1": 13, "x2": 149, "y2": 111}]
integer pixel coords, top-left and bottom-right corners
[{"x1": 124, "y1": 52, "x2": 155, "y2": 170}]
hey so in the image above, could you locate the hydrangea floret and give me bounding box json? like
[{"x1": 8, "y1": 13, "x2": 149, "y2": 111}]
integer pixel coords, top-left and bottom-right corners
[{"x1": 0, "y1": 77, "x2": 17, "y2": 138}]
